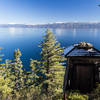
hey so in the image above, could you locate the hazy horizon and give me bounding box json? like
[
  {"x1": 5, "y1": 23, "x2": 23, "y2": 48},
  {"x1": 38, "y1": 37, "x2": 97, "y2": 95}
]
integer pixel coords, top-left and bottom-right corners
[{"x1": 1, "y1": 21, "x2": 100, "y2": 25}]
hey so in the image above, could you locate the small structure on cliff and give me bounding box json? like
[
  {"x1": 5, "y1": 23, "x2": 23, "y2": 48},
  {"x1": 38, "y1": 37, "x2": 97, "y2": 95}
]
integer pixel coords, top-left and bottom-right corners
[{"x1": 63, "y1": 42, "x2": 100, "y2": 95}]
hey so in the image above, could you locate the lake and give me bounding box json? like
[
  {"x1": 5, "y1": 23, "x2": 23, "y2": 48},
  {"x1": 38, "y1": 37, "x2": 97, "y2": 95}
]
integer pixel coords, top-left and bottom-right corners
[{"x1": 0, "y1": 28, "x2": 100, "y2": 70}]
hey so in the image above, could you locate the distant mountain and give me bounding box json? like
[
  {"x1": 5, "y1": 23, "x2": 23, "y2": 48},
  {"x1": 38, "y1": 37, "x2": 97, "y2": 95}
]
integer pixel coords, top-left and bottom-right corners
[
  {"x1": 0, "y1": 24, "x2": 32, "y2": 28},
  {"x1": 32, "y1": 22, "x2": 100, "y2": 29},
  {"x1": 0, "y1": 23, "x2": 100, "y2": 29}
]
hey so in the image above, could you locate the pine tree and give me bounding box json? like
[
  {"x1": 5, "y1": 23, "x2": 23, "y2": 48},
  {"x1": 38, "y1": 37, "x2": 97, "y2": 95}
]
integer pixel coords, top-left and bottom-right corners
[
  {"x1": 0, "y1": 49, "x2": 13, "y2": 100},
  {"x1": 11, "y1": 49, "x2": 24, "y2": 91},
  {"x1": 30, "y1": 59, "x2": 44, "y2": 86},
  {"x1": 0, "y1": 75, "x2": 13, "y2": 100},
  {"x1": 39, "y1": 29, "x2": 65, "y2": 98},
  {"x1": 0, "y1": 48, "x2": 5, "y2": 75},
  {"x1": 30, "y1": 59, "x2": 40, "y2": 85}
]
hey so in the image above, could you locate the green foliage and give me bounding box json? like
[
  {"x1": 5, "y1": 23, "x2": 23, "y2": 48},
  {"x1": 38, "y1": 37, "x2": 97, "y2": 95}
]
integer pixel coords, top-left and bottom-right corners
[
  {"x1": 10, "y1": 49, "x2": 24, "y2": 91},
  {"x1": 30, "y1": 59, "x2": 42, "y2": 85},
  {"x1": 67, "y1": 92, "x2": 88, "y2": 100},
  {"x1": 0, "y1": 29, "x2": 66, "y2": 100},
  {"x1": 39, "y1": 29, "x2": 65, "y2": 97},
  {"x1": 1, "y1": 29, "x2": 100, "y2": 100},
  {"x1": 90, "y1": 83, "x2": 100, "y2": 100},
  {"x1": 0, "y1": 29, "x2": 93, "y2": 100},
  {"x1": 0, "y1": 48, "x2": 4, "y2": 61},
  {"x1": 0, "y1": 76, "x2": 12, "y2": 99},
  {"x1": 0, "y1": 49, "x2": 13, "y2": 100}
]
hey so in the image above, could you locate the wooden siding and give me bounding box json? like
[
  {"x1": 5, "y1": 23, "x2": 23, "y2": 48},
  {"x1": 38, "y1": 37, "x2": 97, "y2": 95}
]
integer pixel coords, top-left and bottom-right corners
[{"x1": 63, "y1": 57, "x2": 100, "y2": 92}]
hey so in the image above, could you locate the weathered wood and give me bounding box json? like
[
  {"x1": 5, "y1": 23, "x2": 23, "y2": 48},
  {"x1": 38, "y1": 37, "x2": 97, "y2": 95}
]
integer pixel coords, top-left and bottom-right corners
[
  {"x1": 64, "y1": 42, "x2": 100, "y2": 93},
  {"x1": 75, "y1": 64, "x2": 94, "y2": 91},
  {"x1": 64, "y1": 57, "x2": 100, "y2": 92}
]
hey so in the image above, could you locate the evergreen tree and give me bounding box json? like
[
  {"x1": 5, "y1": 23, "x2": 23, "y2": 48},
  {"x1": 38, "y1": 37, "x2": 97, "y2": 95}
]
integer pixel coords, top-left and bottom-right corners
[
  {"x1": 0, "y1": 48, "x2": 5, "y2": 75},
  {"x1": 0, "y1": 76, "x2": 13, "y2": 100},
  {"x1": 30, "y1": 59, "x2": 44, "y2": 88},
  {"x1": 39, "y1": 29, "x2": 65, "y2": 97},
  {"x1": 11, "y1": 49, "x2": 24, "y2": 91},
  {"x1": 0, "y1": 49, "x2": 13, "y2": 100},
  {"x1": 30, "y1": 59, "x2": 40, "y2": 85}
]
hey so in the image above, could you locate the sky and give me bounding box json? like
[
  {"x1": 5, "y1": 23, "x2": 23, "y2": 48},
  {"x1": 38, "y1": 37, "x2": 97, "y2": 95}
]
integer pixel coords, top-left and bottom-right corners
[{"x1": 0, "y1": 0, "x2": 100, "y2": 24}]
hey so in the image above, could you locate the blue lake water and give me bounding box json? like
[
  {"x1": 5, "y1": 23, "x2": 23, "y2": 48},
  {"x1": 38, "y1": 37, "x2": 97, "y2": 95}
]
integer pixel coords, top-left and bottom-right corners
[{"x1": 0, "y1": 28, "x2": 100, "y2": 70}]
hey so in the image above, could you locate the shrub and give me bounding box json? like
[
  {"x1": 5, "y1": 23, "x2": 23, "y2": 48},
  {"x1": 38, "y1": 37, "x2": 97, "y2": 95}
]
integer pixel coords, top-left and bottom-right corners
[{"x1": 67, "y1": 91, "x2": 88, "y2": 100}]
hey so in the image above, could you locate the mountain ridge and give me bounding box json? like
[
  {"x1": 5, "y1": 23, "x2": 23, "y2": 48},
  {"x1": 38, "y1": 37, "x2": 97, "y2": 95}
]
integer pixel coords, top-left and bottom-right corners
[{"x1": 0, "y1": 22, "x2": 100, "y2": 29}]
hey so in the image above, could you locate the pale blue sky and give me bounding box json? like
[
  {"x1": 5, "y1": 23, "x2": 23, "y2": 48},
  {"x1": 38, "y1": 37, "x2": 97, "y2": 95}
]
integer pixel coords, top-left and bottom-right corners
[{"x1": 0, "y1": 0, "x2": 100, "y2": 24}]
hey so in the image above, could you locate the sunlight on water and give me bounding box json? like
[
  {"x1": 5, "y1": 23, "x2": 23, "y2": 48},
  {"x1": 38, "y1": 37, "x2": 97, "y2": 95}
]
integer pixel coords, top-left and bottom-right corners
[
  {"x1": 94, "y1": 29, "x2": 98, "y2": 38},
  {"x1": 9, "y1": 28, "x2": 23, "y2": 36},
  {"x1": 72, "y1": 29, "x2": 76, "y2": 37},
  {"x1": 55, "y1": 28, "x2": 68, "y2": 36},
  {"x1": 55, "y1": 28, "x2": 65, "y2": 36}
]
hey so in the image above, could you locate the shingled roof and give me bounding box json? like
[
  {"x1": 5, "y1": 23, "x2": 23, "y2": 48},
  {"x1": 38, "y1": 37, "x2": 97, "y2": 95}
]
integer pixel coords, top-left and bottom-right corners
[{"x1": 64, "y1": 42, "x2": 100, "y2": 57}]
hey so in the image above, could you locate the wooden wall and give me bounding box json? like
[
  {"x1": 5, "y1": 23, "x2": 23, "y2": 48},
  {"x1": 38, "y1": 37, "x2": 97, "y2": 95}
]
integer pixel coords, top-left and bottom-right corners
[{"x1": 64, "y1": 57, "x2": 100, "y2": 92}]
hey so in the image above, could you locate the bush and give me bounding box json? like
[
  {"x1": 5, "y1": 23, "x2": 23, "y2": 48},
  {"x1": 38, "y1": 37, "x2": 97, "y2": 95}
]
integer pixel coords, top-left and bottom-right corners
[
  {"x1": 90, "y1": 83, "x2": 100, "y2": 100},
  {"x1": 67, "y1": 91, "x2": 88, "y2": 100}
]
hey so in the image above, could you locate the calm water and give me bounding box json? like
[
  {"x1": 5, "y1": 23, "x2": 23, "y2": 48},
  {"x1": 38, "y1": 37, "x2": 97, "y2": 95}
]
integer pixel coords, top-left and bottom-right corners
[{"x1": 0, "y1": 28, "x2": 100, "y2": 70}]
